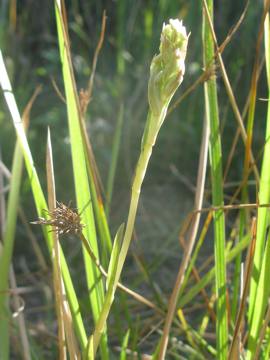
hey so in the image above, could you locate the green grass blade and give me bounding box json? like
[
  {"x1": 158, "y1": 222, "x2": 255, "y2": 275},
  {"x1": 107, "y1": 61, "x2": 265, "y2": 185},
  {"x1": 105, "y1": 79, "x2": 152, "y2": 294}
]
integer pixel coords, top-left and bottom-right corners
[
  {"x1": 178, "y1": 213, "x2": 212, "y2": 302},
  {"x1": 91, "y1": 224, "x2": 125, "y2": 356},
  {"x1": 246, "y1": 12, "x2": 270, "y2": 357},
  {"x1": 120, "y1": 329, "x2": 130, "y2": 360},
  {"x1": 0, "y1": 124, "x2": 24, "y2": 359},
  {"x1": 0, "y1": 50, "x2": 87, "y2": 350},
  {"x1": 178, "y1": 232, "x2": 250, "y2": 308},
  {"x1": 106, "y1": 223, "x2": 125, "y2": 291},
  {"x1": 203, "y1": 1, "x2": 228, "y2": 357},
  {"x1": 83, "y1": 140, "x2": 112, "y2": 267},
  {"x1": 247, "y1": 232, "x2": 270, "y2": 358},
  {"x1": 54, "y1": 2, "x2": 108, "y2": 357}
]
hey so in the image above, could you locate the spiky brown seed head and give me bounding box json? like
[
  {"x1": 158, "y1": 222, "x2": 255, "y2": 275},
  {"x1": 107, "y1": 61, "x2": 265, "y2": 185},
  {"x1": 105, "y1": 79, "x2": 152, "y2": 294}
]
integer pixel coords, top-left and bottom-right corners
[{"x1": 31, "y1": 202, "x2": 85, "y2": 236}]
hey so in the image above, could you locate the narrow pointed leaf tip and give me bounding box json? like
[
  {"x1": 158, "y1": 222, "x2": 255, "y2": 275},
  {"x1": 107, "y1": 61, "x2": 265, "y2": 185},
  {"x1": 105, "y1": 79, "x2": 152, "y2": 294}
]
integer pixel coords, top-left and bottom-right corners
[{"x1": 148, "y1": 19, "x2": 189, "y2": 115}]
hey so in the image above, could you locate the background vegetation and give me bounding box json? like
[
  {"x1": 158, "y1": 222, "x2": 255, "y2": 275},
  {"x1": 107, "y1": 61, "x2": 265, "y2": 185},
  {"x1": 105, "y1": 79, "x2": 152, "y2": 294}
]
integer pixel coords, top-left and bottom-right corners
[{"x1": 0, "y1": 0, "x2": 269, "y2": 359}]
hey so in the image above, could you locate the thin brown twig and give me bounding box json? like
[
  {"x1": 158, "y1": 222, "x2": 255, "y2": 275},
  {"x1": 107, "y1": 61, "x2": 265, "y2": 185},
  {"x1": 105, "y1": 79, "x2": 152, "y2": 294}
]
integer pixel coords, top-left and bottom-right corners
[
  {"x1": 46, "y1": 129, "x2": 67, "y2": 360},
  {"x1": 202, "y1": 0, "x2": 261, "y2": 183},
  {"x1": 80, "y1": 10, "x2": 107, "y2": 115},
  {"x1": 56, "y1": 0, "x2": 107, "y2": 252},
  {"x1": 77, "y1": 12, "x2": 107, "y2": 199},
  {"x1": 218, "y1": 1, "x2": 249, "y2": 54},
  {"x1": 228, "y1": 217, "x2": 257, "y2": 359},
  {"x1": 179, "y1": 234, "x2": 216, "y2": 322},
  {"x1": 79, "y1": 232, "x2": 164, "y2": 316},
  {"x1": 87, "y1": 10, "x2": 106, "y2": 100},
  {"x1": 168, "y1": 2, "x2": 247, "y2": 117},
  {"x1": 158, "y1": 114, "x2": 209, "y2": 359},
  {"x1": 194, "y1": 202, "x2": 270, "y2": 214},
  {"x1": 50, "y1": 76, "x2": 66, "y2": 104},
  {"x1": 168, "y1": 66, "x2": 214, "y2": 115}
]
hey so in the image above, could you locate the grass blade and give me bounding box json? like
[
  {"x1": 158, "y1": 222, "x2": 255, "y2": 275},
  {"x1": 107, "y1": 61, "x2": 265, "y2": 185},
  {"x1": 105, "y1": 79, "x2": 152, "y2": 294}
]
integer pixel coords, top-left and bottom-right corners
[
  {"x1": 54, "y1": 1, "x2": 108, "y2": 357},
  {"x1": 46, "y1": 128, "x2": 67, "y2": 359},
  {"x1": 0, "y1": 50, "x2": 87, "y2": 350},
  {"x1": 202, "y1": 1, "x2": 228, "y2": 357},
  {"x1": 178, "y1": 231, "x2": 251, "y2": 308},
  {"x1": 106, "y1": 223, "x2": 125, "y2": 291},
  {"x1": 246, "y1": 4, "x2": 270, "y2": 358},
  {"x1": 120, "y1": 329, "x2": 130, "y2": 360},
  {"x1": 91, "y1": 224, "x2": 125, "y2": 356},
  {"x1": 0, "y1": 87, "x2": 40, "y2": 359}
]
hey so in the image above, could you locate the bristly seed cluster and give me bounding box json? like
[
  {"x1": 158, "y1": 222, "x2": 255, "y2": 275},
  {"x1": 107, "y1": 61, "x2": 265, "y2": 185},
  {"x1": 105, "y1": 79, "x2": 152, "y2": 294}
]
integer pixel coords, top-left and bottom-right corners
[{"x1": 31, "y1": 202, "x2": 85, "y2": 235}]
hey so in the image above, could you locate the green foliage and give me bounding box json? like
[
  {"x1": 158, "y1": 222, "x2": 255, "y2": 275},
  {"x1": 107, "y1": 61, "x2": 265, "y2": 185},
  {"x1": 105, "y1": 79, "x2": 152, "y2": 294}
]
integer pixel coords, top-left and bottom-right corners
[{"x1": 1, "y1": 1, "x2": 270, "y2": 359}]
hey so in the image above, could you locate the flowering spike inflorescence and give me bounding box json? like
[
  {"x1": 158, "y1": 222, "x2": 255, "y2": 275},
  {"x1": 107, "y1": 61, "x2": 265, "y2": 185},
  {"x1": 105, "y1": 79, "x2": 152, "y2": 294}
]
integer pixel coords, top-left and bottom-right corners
[{"x1": 148, "y1": 19, "x2": 189, "y2": 117}]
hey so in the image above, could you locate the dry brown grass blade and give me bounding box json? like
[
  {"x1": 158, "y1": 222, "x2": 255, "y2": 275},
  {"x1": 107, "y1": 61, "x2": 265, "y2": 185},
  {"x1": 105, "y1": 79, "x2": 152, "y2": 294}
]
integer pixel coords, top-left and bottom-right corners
[
  {"x1": 158, "y1": 116, "x2": 209, "y2": 359},
  {"x1": 79, "y1": 11, "x2": 107, "y2": 199},
  {"x1": 169, "y1": 2, "x2": 247, "y2": 118},
  {"x1": 50, "y1": 76, "x2": 66, "y2": 104},
  {"x1": 80, "y1": 10, "x2": 107, "y2": 114},
  {"x1": 180, "y1": 240, "x2": 216, "y2": 322},
  {"x1": 223, "y1": 57, "x2": 264, "y2": 183},
  {"x1": 46, "y1": 128, "x2": 68, "y2": 360},
  {"x1": 22, "y1": 85, "x2": 42, "y2": 128},
  {"x1": 228, "y1": 217, "x2": 257, "y2": 359},
  {"x1": 202, "y1": 0, "x2": 260, "y2": 183},
  {"x1": 194, "y1": 202, "x2": 270, "y2": 214},
  {"x1": 58, "y1": 1, "x2": 106, "y2": 201},
  {"x1": 47, "y1": 129, "x2": 83, "y2": 359},
  {"x1": 168, "y1": 66, "x2": 214, "y2": 115},
  {"x1": 219, "y1": 1, "x2": 249, "y2": 54}
]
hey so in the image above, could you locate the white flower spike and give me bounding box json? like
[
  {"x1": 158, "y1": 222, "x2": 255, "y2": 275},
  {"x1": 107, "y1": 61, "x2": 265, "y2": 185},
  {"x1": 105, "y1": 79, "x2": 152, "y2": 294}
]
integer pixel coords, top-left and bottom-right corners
[
  {"x1": 148, "y1": 18, "x2": 189, "y2": 118},
  {"x1": 144, "y1": 19, "x2": 189, "y2": 148}
]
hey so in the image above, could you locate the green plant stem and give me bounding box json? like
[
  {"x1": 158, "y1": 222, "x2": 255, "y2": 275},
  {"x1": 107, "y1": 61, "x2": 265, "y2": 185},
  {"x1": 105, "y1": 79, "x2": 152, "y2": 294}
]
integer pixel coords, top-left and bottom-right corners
[
  {"x1": 91, "y1": 16, "x2": 189, "y2": 354},
  {"x1": 92, "y1": 110, "x2": 161, "y2": 355},
  {"x1": 54, "y1": 2, "x2": 108, "y2": 357},
  {"x1": 203, "y1": 1, "x2": 228, "y2": 358},
  {"x1": 0, "y1": 137, "x2": 23, "y2": 360},
  {"x1": 178, "y1": 231, "x2": 250, "y2": 308},
  {"x1": 0, "y1": 50, "x2": 87, "y2": 351},
  {"x1": 246, "y1": 6, "x2": 270, "y2": 358}
]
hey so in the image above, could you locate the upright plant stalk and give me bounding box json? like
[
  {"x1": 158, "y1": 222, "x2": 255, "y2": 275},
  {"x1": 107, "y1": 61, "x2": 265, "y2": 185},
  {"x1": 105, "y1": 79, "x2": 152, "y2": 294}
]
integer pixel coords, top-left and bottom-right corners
[
  {"x1": 0, "y1": 51, "x2": 87, "y2": 350},
  {"x1": 54, "y1": 1, "x2": 108, "y2": 358},
  {"x1": 0, "y1": 131, "x2": 24, "y2": 360},
  {"x1": 246, "y1": 7, "x2": 270, "y2": 358},
  {"x1": 0, "y1": 88, "x2": 39, "y2": 360},
  {"x1": 203, "y1": 2, "x2": 228, "y2": 359},
  {"x1": 247, "y1": 0, "x2": 270, "y2": 323},
  {"x1": 157, "y1": 113, "x2": 210, "y2": 359},
  {"x1": 91, "y1": 19, "x2": 189, "y2": 356}
]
